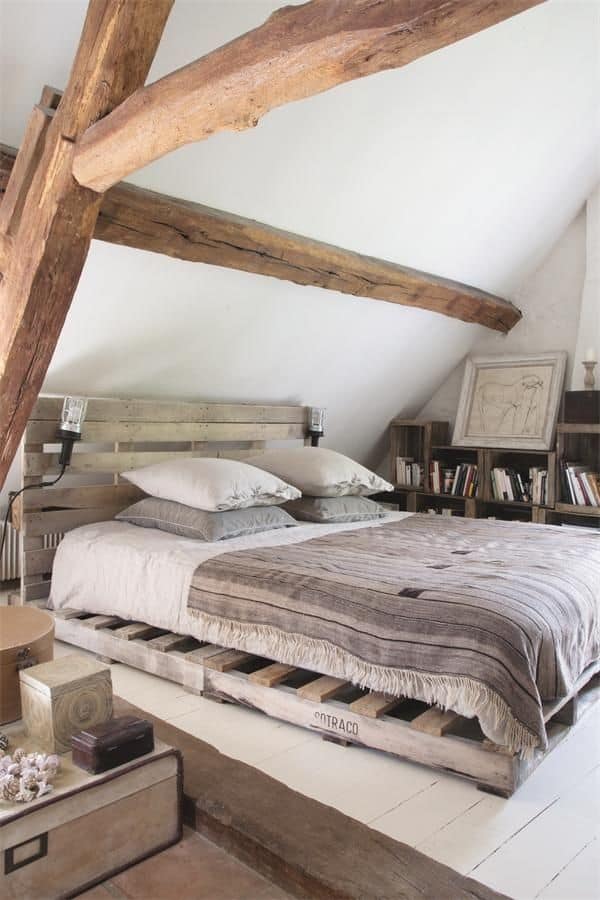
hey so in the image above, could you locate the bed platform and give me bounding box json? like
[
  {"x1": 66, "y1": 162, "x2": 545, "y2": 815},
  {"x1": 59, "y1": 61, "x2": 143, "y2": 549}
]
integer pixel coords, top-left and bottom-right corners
[
  {"x1": 15, "y1": 395, "x2": 600, "y2": 798},
  {"x1": 50, "y1": 609, "x2": 599, "y2": 797}
]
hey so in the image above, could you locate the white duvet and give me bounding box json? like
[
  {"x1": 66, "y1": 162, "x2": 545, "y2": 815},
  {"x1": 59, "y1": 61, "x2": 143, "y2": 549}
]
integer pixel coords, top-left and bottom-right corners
[{"x1": 50, "y1": 512, "x2": 411, "y2": 636}]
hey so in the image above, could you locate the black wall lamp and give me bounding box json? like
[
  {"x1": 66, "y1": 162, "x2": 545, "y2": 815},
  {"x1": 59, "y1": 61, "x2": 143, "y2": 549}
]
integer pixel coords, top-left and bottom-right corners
[
  {"x1": 1, "y1": 396, "x2": 88, "y2": 567},
  {"x1": 308, "y1": 407, "x2": 325, "y2": 447}
]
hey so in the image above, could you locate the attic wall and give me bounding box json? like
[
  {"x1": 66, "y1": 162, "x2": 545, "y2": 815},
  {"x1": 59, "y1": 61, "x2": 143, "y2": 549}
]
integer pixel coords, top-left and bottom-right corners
[
  {"x1": 419, "y1": 207, "x2": 588, "y2": 430},
  {"x1": 1, "y1": 0, "x2": 598, "y2": 515}
]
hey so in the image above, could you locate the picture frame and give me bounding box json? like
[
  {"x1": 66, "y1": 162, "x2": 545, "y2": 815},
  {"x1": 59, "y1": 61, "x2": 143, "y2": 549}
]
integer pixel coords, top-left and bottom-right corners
[{"x1": 452, "y1": 352, "x2": 567, "y2": 450}]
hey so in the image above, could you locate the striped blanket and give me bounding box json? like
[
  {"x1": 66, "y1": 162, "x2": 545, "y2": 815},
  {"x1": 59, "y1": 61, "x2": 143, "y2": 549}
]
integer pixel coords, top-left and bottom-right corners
[{"x1": 188, "y1": 515, "x2": 600, "y2": 753}]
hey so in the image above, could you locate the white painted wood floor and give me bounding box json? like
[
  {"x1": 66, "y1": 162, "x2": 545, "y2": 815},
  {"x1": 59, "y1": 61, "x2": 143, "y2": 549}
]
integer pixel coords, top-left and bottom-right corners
[{"x1": 53, "y1": 639, "x2": 599, "y2": 900}]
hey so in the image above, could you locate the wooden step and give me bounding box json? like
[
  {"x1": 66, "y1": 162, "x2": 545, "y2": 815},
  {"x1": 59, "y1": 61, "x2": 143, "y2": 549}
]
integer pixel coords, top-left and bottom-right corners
[
  {"x1": 249, "y1": 663, "x2": 297, "y2": 688},
  {"x1": 410, "y1": 706, "x2": 462, "y2": 736},
  {"x1": 297, "y1": 676, "x2": 349, "y2": 703},
  {"x1": 349, "y1": 692, "x2": 404, "y2": 719},
  {"x1": 203, "y1": 649, "x2": 255, "y2": 672}
]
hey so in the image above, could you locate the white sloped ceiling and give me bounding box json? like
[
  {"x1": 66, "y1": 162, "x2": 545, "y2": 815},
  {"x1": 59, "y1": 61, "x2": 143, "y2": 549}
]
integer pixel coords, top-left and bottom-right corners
[{"x1": 0, "y1": 0, "x2": 598, "y2": 470}]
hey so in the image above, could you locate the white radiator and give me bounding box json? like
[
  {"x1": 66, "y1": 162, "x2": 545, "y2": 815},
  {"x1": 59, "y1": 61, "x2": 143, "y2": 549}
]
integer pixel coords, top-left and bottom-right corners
[
  {"x1": 0, "y1": 525, "x2": 62, "y2": 582},
  {"x1": 0, "y1": 521, "x2": 20, "y2": 582}
]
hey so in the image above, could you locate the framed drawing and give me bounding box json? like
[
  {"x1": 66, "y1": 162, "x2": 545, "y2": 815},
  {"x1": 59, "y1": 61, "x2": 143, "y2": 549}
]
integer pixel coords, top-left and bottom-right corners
[{"x1": 452, "y1": 352, "x2": 567, "y2": 450}]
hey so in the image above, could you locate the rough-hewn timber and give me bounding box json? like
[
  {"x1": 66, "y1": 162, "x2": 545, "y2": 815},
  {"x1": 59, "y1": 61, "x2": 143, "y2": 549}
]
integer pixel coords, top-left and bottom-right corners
[
  {"x1": 0, "y1": 0, "x2": 174, "y2": 489},
  {"x1": 0, "y1": 145, "x2": 521, "y2": 332},
  {"x1": 72, "y1": 0, "x2": 545, "y2": 192}
]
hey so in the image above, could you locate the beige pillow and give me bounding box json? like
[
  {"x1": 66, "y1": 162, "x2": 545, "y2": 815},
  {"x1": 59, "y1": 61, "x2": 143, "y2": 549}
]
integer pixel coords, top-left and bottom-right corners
[
  {"x1": 247, "y1": 447, "x2": 393, "y2": 497},
  {"x1": 116, "y1": 498, "x2": 297, "y2": 541},
  {"x1": 122, "y1": 457, "x2": 300, "y2": 512}
]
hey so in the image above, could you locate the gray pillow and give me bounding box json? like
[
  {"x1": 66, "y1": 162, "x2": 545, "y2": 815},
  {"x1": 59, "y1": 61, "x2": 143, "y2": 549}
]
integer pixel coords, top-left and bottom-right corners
[
  {"x1": 116, "y1": 497, "x2": 297, "y2": 542},
  {"x1": 283, "y1": 496, "x2": 387, "y2": 523}
]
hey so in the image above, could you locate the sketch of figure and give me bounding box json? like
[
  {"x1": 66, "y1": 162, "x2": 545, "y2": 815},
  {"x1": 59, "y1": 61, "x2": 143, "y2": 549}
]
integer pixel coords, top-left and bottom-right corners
[{"x1": 477, "y1": 375, "x2": 544, "y2": 435}]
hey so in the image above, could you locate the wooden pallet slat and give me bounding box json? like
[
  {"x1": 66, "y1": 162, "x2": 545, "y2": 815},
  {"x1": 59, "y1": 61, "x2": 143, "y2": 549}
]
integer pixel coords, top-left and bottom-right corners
[
  {"x1": 349, "y1": 692, "x2": 404, "y2": 719},
  {"x1": 297, "y1": 676, "x2": 350, "y2": 703},
  {"x1": 203, "y1": 649, "x2": 256, "y2": 672},
  {"x1": 181, "y1": 645, "x2": 227, "y2": 665},
  {"x1": 82, "y1": 614, "x2": 125, "y2": 630},
  {"x1": 147, "y1": 632, "x2": 196, "y2": 653},
  {"x1": 410, "y1": 706, "x2": 462, "y2": 736},
  {"x1": 114, "y1": 622, "x2": 160, "y2": 641},
  {"x1": 249, "y1": 663, "x2": 298, "y2": 688},
  {"x1": 52, "y1": 607, "x2": 84, "y2": 620}
]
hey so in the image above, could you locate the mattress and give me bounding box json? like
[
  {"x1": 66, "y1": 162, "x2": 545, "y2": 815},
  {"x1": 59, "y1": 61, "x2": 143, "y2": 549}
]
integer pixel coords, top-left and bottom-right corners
[{"x1": 50, "y1": 511, "x2": 411, "y2": 636}]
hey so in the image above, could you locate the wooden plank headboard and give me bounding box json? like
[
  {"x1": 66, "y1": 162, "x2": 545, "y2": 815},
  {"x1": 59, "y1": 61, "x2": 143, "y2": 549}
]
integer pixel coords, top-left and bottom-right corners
[{"x1": 18, "y1": 396, "x2": 310, "y2": 604}]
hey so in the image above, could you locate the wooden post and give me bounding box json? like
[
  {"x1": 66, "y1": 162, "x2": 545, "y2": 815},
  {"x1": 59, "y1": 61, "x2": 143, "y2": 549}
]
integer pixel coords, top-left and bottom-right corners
[{"x1": 0, "y1": 0, "x2": 174, "y2": 490}]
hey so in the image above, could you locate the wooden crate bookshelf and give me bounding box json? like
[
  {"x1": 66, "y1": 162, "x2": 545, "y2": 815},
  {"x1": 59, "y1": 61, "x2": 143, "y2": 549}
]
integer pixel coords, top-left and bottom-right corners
[
  {"x1": 385, "y1": 421, "x2": 560, "y2": 524},
  {"x1": 553, "y1": 421, "x2": 600, "y2": 524}
]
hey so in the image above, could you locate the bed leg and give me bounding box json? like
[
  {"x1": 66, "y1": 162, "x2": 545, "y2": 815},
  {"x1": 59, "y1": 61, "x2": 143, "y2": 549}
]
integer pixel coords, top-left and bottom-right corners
[
  {"x1": 95, "y1": 654, "x2": 116, "y2": 665},
  {"x1": 476, "y1": 782, "x2": 513, "y2": 798}
]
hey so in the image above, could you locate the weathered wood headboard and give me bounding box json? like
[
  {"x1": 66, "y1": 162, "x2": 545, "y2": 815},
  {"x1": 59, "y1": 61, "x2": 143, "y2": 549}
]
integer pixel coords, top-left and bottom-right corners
[{"x1": 18, "y1": 396, "x2": 310, "y2": 604}]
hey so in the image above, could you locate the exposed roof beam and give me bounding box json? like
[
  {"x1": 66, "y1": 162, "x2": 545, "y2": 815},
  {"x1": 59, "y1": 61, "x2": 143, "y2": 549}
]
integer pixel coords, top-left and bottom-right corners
[
  {"x1": 0, "y1": 0, "x2": 173, "y2": 490},
  {"x1": 1, "y1": 144, "x2": 520, "y2": 332},
  {"x1": 72, "y1": 0, "x2": 545, "y2": 193}
]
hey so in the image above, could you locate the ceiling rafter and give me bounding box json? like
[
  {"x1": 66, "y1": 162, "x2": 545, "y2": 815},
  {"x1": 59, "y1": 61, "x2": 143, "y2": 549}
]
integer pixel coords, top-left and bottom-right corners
[
  {"x1": 0, "y1": 0, "x2": 174, "y2": 488},
  {"x1": 0, "y1": 143, "x2": 520, "y2": 332},
  {"x1": 0, "y1": 0, "x2": 544, "y2": 488},
  {"x1": 72, "y1": 0, "x2": 544, "y2": 193}
]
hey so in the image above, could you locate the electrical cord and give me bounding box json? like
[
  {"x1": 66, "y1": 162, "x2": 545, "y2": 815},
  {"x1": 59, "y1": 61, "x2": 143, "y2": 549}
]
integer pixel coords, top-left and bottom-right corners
[{"x1": 0, "y1": 464, "x2": 67, "y2": 578}]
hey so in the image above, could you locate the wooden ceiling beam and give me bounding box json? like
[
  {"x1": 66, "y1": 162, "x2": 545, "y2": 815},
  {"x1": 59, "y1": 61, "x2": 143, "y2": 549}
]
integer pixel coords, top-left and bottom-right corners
[
  {"x1": 0, "y1": 0, "x2": 174, "y2": 489},
  {"x1": 72, "y1": 0, "x2": 545, "y2": 193},
  {"x1": 1, "y1": 144, "x2": 521, "y2": 332}
]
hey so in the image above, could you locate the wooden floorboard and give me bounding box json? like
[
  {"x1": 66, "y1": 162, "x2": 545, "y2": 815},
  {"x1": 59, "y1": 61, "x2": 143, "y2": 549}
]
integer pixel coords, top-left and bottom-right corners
[{"x1": 113, "y1": 697, "x2": 506, "y2": 900}]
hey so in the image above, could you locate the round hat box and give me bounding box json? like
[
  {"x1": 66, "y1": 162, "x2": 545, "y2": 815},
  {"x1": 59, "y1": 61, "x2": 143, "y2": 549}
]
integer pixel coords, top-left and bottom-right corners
[{"x1": 0, "y1": 606, "x2": 54, "y2": 724}]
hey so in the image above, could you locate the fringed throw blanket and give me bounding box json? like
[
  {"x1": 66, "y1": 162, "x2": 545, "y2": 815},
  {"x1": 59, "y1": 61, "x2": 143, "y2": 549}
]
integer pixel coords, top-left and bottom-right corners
[{"x1": 188, "y1": 515, "x2": 600, "y2": 754}]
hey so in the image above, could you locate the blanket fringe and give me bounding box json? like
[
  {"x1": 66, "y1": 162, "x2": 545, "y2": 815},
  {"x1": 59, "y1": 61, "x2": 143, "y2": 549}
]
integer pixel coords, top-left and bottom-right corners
[{"x1": 186, "y1": 607, "x2": 541, "y2": 757}]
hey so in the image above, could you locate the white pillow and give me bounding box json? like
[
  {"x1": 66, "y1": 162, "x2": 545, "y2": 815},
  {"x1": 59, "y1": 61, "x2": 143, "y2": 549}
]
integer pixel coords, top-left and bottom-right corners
[
  {"x1": 246, "y1": 447, "x2": 393, "y2": 497},
  {"x1": 122, "y1": 457, "x2": 300, "y2": 512}
]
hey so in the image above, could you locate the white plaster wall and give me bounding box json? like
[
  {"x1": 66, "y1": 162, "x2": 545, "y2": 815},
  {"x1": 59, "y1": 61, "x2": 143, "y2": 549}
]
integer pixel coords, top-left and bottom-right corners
[
  {"x1": 572, "y1": 185, "x2": 600, "y2": 388},
  {"x1": 419, "y1": 207, "x2": 588, "y2": 428},
  {"x1": 0, "y1": 0, "x2": 599, "y2": 512}
]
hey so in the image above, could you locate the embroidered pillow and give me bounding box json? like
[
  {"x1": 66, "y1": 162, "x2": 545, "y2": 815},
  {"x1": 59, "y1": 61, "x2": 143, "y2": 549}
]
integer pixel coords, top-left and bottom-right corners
[
  {"x1": 122, "y1": 457, "x2": 300, "y2": 512},
  {"x1": 246, "y1": 447, "x2": 392, "y2": 497}
]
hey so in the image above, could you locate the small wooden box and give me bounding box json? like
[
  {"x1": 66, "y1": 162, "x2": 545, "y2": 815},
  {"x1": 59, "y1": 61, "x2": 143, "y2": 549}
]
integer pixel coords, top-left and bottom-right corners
[
  {"x1": 1, "y1": 739, "x2": 182, "y2": 899},
  {"x1": 20, "y1": 655, "x2": 113, "y2": 754},
  {"x1": 0, "y1": 607, "x2": 54, "y2": 725},
  {"x1": 72, "y1": 715, "x2": 154, "y2": 774}
]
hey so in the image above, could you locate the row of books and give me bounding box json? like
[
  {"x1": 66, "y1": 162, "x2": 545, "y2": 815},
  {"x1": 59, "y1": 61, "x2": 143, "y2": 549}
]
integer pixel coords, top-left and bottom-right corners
[
  {"x1": 490, "y1": 467, "x2": 549, "y2": 505},
  {"x1": 429, "y1": 461, "x2": 478, "y2": 497},
  {"x1": 395, "y1": 457, "x2": 424, "y2": 488},
  {"x1": 560, "y1": 461, "x2": 600, "y2": 506}
]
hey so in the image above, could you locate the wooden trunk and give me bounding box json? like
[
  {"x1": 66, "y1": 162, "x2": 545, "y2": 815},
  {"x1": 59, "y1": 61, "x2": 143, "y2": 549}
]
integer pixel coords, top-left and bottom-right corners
[
  {"x1": 19, "y1": 655, "x2": 113, "y2": 753},
  {"x1": 0, "y1": 740, "x2": 181, "y2": 899},
  {"x1": 0, "y1": 607, "x2": 54, "y2": 724}
]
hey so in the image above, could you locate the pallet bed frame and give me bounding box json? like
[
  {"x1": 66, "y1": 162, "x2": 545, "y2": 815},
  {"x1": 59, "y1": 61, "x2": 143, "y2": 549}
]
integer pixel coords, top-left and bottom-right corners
[{"x1": 16, "y1": 395, "x2": 600, "y2": 798}]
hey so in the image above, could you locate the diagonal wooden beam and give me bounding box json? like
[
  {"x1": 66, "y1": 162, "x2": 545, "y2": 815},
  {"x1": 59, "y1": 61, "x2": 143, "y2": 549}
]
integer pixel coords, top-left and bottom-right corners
[
  {"x1": 1, "y1": 145, "x2": 520, "y2": 332},
  {"x1": 0, "y1": 0, "x2": 173, "y2": 490},
  {"x1": 72, "y1": 0, "x2": 545, "y2": 193}
]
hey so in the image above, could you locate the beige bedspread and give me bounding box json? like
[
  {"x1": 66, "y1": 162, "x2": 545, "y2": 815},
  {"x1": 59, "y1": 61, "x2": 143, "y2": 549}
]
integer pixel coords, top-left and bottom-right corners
[{"x1": 188, "y1": 515, "x2": 600, "y2": 754}]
